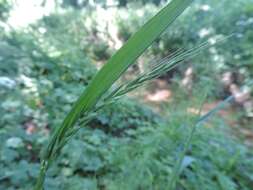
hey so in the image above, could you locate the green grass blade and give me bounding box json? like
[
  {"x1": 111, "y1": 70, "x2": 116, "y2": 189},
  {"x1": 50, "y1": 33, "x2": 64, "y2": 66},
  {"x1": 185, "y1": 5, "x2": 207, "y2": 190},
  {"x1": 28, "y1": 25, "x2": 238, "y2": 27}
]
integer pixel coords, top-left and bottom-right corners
[
  {"x1": 36, "y1": 1, "x2": 193, "y2": 189},
  {"x1": 46, "y1": 0, "x2": 193, "y2": 158},
  {"x1": 82, "y1": 0, "x2": 192, "y2": 107}
]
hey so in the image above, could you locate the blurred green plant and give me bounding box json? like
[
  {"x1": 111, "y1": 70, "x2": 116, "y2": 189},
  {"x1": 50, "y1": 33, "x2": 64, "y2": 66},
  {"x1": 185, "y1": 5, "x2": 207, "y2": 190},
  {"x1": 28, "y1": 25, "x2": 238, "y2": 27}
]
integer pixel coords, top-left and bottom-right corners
[{"x1": 0, "y1": 0, "x2": 11, "y2": 20}]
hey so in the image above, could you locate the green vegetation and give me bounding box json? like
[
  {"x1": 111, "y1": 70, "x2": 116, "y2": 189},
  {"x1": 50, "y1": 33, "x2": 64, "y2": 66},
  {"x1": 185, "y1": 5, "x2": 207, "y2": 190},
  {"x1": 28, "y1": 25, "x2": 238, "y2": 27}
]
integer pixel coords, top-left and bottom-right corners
[
  {"x1": 35, "y1": 1, "x2": 193, "y2": 188},
  {"x1": 0, "y1": 0, "x2": 252, "y2": 190}
]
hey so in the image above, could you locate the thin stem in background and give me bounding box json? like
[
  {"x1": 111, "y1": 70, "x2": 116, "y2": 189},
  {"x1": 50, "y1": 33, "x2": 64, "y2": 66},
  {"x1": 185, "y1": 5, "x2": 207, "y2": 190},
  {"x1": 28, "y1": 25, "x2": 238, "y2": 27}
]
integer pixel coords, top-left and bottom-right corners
[{"x1": 168, "y1": 95, "x2": 235, "y2": 190}]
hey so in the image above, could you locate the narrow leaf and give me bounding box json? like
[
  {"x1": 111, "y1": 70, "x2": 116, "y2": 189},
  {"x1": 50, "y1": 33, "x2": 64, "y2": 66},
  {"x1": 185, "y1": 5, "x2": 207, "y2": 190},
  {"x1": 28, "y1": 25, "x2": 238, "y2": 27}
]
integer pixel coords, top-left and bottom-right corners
[{"x1": 56, "y1": 0, "x2": 193, "y2": 141}]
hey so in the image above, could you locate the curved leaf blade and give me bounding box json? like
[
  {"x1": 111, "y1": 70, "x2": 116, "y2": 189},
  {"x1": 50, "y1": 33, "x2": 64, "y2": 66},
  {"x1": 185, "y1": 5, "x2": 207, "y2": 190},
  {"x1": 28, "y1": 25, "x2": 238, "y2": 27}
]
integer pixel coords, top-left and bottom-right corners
[{"x1": 59, "y1": 0, "x2": 193, "y2": 136}]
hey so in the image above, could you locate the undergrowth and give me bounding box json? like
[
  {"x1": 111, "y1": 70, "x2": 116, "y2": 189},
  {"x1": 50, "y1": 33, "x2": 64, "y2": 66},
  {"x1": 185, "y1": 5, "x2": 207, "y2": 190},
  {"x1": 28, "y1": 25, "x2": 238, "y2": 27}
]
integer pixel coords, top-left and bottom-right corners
[{"x1": 0, "y1": 0, "x2": 253, "y2": 190}]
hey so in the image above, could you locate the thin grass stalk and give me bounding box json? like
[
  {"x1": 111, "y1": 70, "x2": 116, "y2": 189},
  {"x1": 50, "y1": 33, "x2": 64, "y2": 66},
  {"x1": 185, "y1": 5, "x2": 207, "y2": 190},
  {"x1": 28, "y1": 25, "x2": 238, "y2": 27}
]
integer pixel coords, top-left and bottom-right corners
[
  {"x1": 105, "y1": 38, "x2": 228, "y2": 101},
  {"x1": 168, "y1": 79, "x2": 252, "y2": 189},
  {"x1": 168, "y1": 95, "x2": 235, "y2": 190},
  {"x1": 34, "y1": 1, "x2": 193, "y2": 189}
]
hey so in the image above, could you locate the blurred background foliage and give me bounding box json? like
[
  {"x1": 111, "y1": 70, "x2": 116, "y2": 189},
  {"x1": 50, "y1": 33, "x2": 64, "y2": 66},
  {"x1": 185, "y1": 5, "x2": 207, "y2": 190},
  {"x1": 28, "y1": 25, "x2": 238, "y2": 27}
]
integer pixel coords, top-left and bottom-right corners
[{"x1": 0, "y1": 0, "x2": 253, "y2": 189}]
